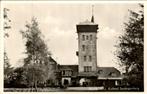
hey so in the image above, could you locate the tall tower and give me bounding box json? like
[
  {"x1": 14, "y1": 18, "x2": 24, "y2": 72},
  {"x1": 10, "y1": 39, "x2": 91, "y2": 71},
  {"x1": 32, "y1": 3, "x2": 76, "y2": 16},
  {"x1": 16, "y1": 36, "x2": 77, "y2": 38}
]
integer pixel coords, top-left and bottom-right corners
[{"x1": 76, "y1": 16, "x2": 98, "y2": 72}]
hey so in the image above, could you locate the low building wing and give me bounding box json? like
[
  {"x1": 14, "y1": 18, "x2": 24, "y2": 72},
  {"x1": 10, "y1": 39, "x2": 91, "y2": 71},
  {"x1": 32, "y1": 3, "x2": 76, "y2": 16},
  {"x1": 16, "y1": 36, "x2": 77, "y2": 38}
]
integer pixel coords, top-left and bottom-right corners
[
  {"x1": 59, "y1": 65, "x2": 78, "y2": 77},
  {"x1": 97, "y1": 67, "x2": 122, "y2": 80}
]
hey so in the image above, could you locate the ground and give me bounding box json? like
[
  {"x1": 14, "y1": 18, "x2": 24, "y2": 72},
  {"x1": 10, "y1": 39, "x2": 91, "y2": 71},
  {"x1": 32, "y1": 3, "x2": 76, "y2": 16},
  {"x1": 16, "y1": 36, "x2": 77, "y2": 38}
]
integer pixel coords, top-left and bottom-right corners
[{"x1": 4, "y1": 87, "x2": 140, "y2": 92}]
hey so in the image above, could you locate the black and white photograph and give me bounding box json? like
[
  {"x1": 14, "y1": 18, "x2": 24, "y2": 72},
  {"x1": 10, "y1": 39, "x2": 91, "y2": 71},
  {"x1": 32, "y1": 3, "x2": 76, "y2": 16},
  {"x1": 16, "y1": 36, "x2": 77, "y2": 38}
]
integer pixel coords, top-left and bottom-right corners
[{"x1": 1, "y1": 1, "x2": 145, "y2": 92}]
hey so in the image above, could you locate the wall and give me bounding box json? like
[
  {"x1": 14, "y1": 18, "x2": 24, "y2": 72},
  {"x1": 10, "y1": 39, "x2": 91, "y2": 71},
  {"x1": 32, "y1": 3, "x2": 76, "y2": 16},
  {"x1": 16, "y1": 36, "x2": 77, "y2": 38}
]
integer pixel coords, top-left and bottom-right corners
[{"x1": 78, "y1": 32, "x2": 97, "y2": 72}]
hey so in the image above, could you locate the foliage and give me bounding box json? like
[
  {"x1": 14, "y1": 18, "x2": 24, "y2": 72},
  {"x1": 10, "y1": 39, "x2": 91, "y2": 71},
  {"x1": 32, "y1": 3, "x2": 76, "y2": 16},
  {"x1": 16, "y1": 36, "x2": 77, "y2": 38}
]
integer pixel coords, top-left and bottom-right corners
[
  {"x1": 117, "y1": 4, "x2": 144, "y2": 90},
  {"x1": 20, "y1": 17, "x2": 50, "y2": 66},
  {"x1": 25, "y1": 64, "x2": 48, "y2": 88},
  {"x1": 3, "y1": 8, "x2": 13, "y2": 85},
  {"x1": 4, "y1": 52, "x2": 13, "y2": 76},
  {"x1": 4, "y1": 67, "x2": 27, "y2": 88},
  {"x1": 20, "y1": 17, "x2": 56, "y2": 89},
  {"x1": 4, "y1": 8, "x2": 11, "y2": 37},
  {"x1": 4, "y1": 65, "x2": 48, "y2": 88}
]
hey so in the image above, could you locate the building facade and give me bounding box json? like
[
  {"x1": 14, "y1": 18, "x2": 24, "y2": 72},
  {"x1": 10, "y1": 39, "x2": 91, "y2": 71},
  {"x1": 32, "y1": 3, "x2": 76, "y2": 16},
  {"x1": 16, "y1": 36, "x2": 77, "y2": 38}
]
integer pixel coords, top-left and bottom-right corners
[
  {"x1": 76, "y1": 19, "x2": 98, "y2": 72},
  {"x1": 57, "y1": 16, "x2": 122, "y2": 87}
]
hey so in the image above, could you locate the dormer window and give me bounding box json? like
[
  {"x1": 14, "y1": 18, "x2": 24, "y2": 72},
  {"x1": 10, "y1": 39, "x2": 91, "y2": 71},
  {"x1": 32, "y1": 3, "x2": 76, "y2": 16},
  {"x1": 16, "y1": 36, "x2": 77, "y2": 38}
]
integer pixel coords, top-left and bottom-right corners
[
  {"x1": 98, "y1": 70, "x2": 103, "y2": 74},
  {"x1": 108, "y1": 72, "x2": 116, "y2": 77}
]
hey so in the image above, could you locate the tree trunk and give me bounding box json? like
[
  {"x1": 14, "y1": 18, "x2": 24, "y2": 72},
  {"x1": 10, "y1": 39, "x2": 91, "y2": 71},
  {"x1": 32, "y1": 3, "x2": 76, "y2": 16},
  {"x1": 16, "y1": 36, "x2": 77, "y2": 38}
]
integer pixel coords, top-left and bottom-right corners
[{"x1": 35, "y1": 81, "x2": 37, "y2": 92}]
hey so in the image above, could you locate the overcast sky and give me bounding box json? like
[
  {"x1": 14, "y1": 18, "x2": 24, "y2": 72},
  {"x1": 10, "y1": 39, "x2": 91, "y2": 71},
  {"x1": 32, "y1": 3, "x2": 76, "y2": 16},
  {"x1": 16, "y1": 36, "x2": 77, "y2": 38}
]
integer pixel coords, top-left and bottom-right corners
[{"x1": 3, "y1": 2, "x2": 141, "y2": 71}]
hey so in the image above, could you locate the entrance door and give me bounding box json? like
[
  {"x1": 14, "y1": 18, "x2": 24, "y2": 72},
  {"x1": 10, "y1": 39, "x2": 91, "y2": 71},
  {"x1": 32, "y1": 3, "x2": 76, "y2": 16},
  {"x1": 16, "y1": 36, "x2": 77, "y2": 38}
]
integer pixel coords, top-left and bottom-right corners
[{"x1": 64, "y1": 79, "x2": 69, "y2": 86}]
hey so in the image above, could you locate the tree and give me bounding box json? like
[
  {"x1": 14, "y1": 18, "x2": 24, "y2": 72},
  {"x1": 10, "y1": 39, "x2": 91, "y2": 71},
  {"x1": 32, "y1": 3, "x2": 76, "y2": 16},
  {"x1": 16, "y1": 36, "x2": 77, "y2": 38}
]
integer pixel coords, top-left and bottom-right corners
[
  {"x1": 25, "y1": 64, "x2": 47, "y2": 90},
  {"x1": 4, "y1": 8, "x2": 11, "y2": 37},
  {"x1": 20, "y1": 17, "x2": 50, "y2": 66},
  {"x1": 4, "y1": 51, "x2": 13, "y2": 88},
  {"x1": 4, "y1": 51, "x2": 13, "y2": 78},
  {"x1": 20, "y1": 17, "x2": 53, "y2": 90},
  {"x1": 3, "y1": 8, "x2": 13, "y2": 85},
  {"x1": 117, "y1": 4, "x2": 144, "y2": 90}
]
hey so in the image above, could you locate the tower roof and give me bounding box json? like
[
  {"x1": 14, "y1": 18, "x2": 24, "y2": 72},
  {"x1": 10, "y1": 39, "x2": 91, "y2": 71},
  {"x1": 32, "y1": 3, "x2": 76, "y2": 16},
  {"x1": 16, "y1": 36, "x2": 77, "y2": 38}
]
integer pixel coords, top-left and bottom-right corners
[
  {"x1": 78, "y1": 19, "x2": 97, "y2": 25},
  {"x1": 76, "y1": 19, "x2": 98, "y2": 33},
  {"x1": 91, "y1": 15, "x2": 94, "y2": 23}
]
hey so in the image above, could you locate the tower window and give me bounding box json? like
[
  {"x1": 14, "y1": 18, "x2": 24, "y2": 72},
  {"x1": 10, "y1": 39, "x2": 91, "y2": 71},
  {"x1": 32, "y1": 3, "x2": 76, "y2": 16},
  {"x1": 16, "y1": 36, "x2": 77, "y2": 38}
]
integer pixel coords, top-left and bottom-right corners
[
  {"x1": 84, "y1": 56, "x2": 86, "y2": 61},
  {"x1": 82, "y1": 35, "x2": 85, "y2": 41},
  {"x1": 89, "y1": 55, "x2": 92, "y2": 62},
  {"x1": 84, "y1": 66, "x2": 92, "y2": 72},
  {"x1": 84, "y1": 66, "x2": 87, "y2": 72},
  {"x1": 90, "y1": 35, "x2": 92, "y2": 40},
  {"x1": 82, "y1": 45, "x2": 85, "y2": 51},
  {"x1": 86, "y1": 45, "x2": 89, "y2": 50},
  {"x1": 88, "y1": 66, "x2": 92, "y2": 72},
  {"x1": 86, "y1": 35, "x2": 89, "y2": 40}
]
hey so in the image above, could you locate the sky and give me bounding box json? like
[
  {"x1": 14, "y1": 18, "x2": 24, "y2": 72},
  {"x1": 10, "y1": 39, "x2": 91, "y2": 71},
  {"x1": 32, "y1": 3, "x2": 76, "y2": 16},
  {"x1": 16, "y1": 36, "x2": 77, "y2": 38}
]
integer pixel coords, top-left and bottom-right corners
[{"x1": 3, "y1": 2, "x2": 141, "y2": 71}]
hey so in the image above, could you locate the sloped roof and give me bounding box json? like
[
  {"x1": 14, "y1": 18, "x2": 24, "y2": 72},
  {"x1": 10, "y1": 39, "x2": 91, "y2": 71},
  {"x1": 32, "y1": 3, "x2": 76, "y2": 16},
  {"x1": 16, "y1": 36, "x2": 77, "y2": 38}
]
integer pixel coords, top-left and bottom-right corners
[
  {"x1": 47, "y1": 56, "x2": 57, "y2": 65},
  {"x1": 78, "y1": 67, "x2": 121, "y2": 79},
  {"x1": 97, "y1": 67, "x2": 122, "y2": 79},
  {"x1": 78, "y1": 71, "x2": 98, "y2": 77},
  {"x1": 58, "y1": 65, "x2": 122, "y2": 79},
  {"x1": 50, "y1": 57, "x2": 57, "y2": 63},
  {"x1": 59, "y1": 65, "x2": 78, "y2": 71}
]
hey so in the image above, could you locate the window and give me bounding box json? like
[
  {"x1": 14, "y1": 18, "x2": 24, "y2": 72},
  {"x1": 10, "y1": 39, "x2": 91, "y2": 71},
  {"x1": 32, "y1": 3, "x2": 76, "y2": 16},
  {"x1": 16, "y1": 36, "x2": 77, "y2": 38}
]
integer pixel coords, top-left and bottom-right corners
[
  {"x1": 84, "y1": 66, "x2": 92, "y2": 72},
  {"x1": 86, "y1": 35, "x2": 89, "y2": 40},
  {"x1": 98, "y1": 70, "x2": 103, "y2": 74},
  {"x1": 84, "y1": 56, "x2": 87, "y2": 61},
  {"x1": 86, "y1": 45, "x2": 89, "y2": 50},
  {"x1": 88, "y1": 66, "x2": 92, "y2": 72},
  {"x1": 62, "y1": 70, "x2": 72, "y2": 76},
  {"x1": 62, "y1": 70, "x2": 65, "y2": 75},
  {"x1": 90, "y1": 35, "x2": 92, "y2": 40},
  {"x1": 71, "y1": 70, "x2": 73, "y2": 76},
  {"x1": 82, "y1": 35, "x2": 85, "y2": 41},
  {"x1": 84, "y1": 66, "x2": 86, "y2": 72},
  {"x1": 67, "y1": 70, "x2": 72, "y2": 76},
  {"x1": 89, "y1": 55, "x2": 92, "y2": 62},
  {"x1": 82, "y1": 45, "x2": 85, "y2": 51},
  {"x1": 109, "y1": 72, "x2": 116, "y2": 76}
]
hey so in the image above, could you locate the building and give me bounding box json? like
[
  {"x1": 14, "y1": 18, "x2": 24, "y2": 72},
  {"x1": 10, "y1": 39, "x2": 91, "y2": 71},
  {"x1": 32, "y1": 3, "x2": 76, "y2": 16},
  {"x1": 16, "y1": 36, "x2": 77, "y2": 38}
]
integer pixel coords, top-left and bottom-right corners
[
  {"x1": 76, "y1": 18, "x2": 98, "y2": 72},
  {"x1": 57, "y1": 15, "x2": 122, "y2": 87},
  {"x1": 58, "y1": 65, "x2": 78, "y2": 86},
  {"x1": 76, "y1": 16, "x2": 98, "y2": 86}
]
